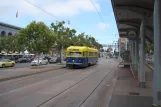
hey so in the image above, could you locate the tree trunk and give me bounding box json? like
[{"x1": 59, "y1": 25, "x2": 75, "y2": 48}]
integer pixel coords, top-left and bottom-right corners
[
  {"x1": 60, "y1": 46, "x2": 63, "y2": 64},
  {"x1": 37, "y1": 53, "x2": 40, "y2": 68},
  {"x1": 60, "y1": 51, "x2": 62, "y2": 63}
]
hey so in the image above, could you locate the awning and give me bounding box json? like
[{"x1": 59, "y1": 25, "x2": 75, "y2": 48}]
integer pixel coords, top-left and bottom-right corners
[{"x1": 111, "y1": 0, "x2": 154, "y2": 43}]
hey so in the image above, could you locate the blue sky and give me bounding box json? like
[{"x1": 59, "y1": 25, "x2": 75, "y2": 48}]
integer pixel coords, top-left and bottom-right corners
[{"x1": 0, "y1": 0, "x2": 119, "y2": 45}]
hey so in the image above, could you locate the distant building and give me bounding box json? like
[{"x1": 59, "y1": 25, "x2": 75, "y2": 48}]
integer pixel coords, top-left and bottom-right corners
[
  {"x1": 0, "y1": 22, "x2": 21, "y2": 37},
  {"x1": 0, "y1": 22, "x2": 22, "y2": 56}
]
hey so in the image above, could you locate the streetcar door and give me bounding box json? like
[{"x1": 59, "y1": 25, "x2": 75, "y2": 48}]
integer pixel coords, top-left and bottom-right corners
[{"x1": 84, "y1": 51, "x2": 88, "y2": 58}]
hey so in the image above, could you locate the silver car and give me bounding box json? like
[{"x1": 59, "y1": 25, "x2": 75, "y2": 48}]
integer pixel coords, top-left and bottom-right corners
[{"x1": 31, "y1": 58, "x2": 48, "y2": 66}]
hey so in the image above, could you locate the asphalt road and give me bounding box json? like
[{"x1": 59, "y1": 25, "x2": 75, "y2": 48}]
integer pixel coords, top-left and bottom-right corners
[
  {"x1": 0, "y1": 58, "x2": 118, "y2": 107},
  {"x1": 15, "y1": 62, "x2": 31, "y2": 68},
  {"x1": 0, "y1": 63, "x2": 31, "y2": 70}
]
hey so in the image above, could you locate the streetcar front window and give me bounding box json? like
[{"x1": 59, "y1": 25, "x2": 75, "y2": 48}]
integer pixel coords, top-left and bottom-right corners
[{"x1": 68, "y1": 52, "x2": 82, "y2": 57}]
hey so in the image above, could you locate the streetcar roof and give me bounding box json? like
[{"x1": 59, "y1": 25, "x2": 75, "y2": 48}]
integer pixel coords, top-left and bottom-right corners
[{"x1": 67, "y1": 46, "x2": 98, "y2": 52}]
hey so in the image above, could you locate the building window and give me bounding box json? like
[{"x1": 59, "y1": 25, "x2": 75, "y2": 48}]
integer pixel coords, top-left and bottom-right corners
[
  {"x1": 8, "y1": 32, "x2": 12, "y2": 36},
  {"x1": 1, "y1": 31, "x2": 6, "y2": 37}
]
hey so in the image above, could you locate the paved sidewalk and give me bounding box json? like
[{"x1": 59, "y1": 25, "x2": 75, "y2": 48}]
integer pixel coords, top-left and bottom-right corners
[
  {"x1": 0, "y1": 64, "x2": 66, "y2": 82},
  {"x1": 109, "y1": 66, "x2": 153, "y2": 107}
]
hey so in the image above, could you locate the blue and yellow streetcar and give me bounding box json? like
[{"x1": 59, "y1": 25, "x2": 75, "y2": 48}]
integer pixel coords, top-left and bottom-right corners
[{"x1": 66, "y1": 46, "x2": 99, "y2": 68}]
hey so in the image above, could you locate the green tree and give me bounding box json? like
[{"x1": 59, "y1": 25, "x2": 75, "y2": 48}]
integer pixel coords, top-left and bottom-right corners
[
  {"x1": 51, "y1": 21, "x2": 103, "y2": 63},
  {"x1": 0, "y1": 37, "x2": 4, "y2": 53},
  {"x1": 68, "y1": 29, "x2": 77, "y2": 46},
  {"x1": 18, "y1": 21, "x2": 55, "y2": 65},
  {"x1": 95, "y1": 42, "x2": 102, "y2": 50},
  {"x1": 51, "y1": 21, "x2": 71, "y2": 63},
  {"x1": 77, "y1": 33, "x2": 87, "y2": 46},
  {"x1": 2, "y1": 36, "x2": 17, "y2": 55},
  {"x1": 14, "y1": 34, "x2": 26, "y2": 54},
  {"x1": 69, "y1": 32, "x2": 102, "y2": 50},
  {"x1": 145, "y1": 41, "x2": 154, "y2": 55}
]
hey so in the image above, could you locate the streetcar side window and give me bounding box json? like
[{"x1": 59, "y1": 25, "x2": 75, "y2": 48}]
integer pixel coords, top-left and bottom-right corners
[
  {"x1": 95, "y1": 52, "x2": 98, "y2": 56},
  {"x1": 89, "y1": 52, "x2": 94, "y2": 57},
  {"x1": 68, "y1": 52, "x2": 82, "y2": 57},
  {"x1": 83, "y1": 52, "x2": 85, "y2": 56}
]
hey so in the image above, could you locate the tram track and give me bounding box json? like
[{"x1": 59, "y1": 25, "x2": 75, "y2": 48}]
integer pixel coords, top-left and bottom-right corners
[
  {"x1": 0, "y1": 58, "x2": 117, "y2": 107},
  {"x1": 38, "y1": 60, "x2": 115, "y2": 107},
  {"x1": 0, "y1": 68, "x2": 72, "y2": 94},
  {"x1": 37, "y1": 67, "x2": 102, "y2": 107},
  {"x1": 78, "y1": 68, "x2": 113, "y2": 107},
  {"x1": 0, "y1": 64, "x2": 100, "y2": 94},
  {"x1": 0, "y1": 67, "x2": 66, "y2": 85}
]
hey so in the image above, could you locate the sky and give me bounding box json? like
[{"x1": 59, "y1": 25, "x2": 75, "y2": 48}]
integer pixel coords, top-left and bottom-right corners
[{"x1": 0, "y1": 0, "x2": 119, "y2": 46}]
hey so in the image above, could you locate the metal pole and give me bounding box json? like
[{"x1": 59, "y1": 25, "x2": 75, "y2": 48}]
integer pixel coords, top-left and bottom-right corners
[
  {"x1": 139, "y1": 20, "x2": 146, "y2": 88},
  {"x1": 125, "y1": 39, "x2": 127, "y2": 50},
  {"x1": 153, "y1": 0, "x2": 161, "y2": 106}
]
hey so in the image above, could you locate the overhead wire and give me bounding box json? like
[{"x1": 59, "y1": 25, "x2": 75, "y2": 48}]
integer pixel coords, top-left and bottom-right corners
[
  {"x1": 25, "y1": 0, "x2": 60, "y2": 19},
  {"x1": 24, "y1": 0, "x2": 83, "y2": 32},
  {"x1": 89, "y1": 0, "x2": 107, "y2": 27}
]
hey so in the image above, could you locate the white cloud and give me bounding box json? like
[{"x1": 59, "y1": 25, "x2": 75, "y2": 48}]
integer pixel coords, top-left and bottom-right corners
[
  {"x1": 0, "y1": 0, "x2": 100, "y2": 20},
  {"x1": 97, "y1": 22, "x2": 110, "y2": 30}
]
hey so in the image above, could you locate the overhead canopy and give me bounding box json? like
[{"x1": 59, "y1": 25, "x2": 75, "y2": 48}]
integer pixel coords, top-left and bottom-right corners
[{"x1": 111, "y1": 0, "x2": 154, "y2": 43}]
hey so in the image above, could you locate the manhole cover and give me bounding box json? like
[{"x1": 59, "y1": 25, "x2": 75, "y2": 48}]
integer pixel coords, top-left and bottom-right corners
[{"x1": 129, "y1": 92, "x2": 140, "y2": 95}]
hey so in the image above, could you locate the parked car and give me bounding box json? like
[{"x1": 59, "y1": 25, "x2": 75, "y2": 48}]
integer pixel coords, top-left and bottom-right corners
[
  {"x1": 17, "y1": 58, "x2": 28, "y2": 63},
  {"x1": 55, "y1": 57, "x2": 66, "y2": 63},
  {"x1": 49, "y1": 57, "x2": 58, "y2": 63},
  {"x1": 31, "y1": 58, "x2": 48, "y2": 66},
  {"x1": 56, "y1": 57, "x2": 61, "y2": 63},
  {"x1": 0, "y1": 59, "x2": 15, "y2": 68},
  {"x1": 45, "y1": 56, "x2": 51, "y2": 62},
  {"x1": 26, "y1": 57, "x2": 34, "y2": 62}
]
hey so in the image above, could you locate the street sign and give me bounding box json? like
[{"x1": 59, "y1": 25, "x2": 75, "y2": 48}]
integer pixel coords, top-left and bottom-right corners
[{"x1": 127, "y1": 30, "x2": 137, "y2": 40}]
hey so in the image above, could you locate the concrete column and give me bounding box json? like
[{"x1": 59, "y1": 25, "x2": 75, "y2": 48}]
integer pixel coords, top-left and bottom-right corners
[
  {"x1": 133, "y1": 41, "x2": 136, "y2": 66},
  {"x1": 153, "y1": 0, "x2": 161, "y2": 106},
  {"x1": 130, "y1": 41, "x2": 133, "y2": 64},
  {"x1": 135, "y1": 40, "x2": 139, "y2": 71},
  {"x1": 139, "y1": 20, "x2": 146, "y2": 88}
]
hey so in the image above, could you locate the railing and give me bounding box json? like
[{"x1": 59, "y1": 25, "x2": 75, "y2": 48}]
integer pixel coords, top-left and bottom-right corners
[{"x1": 146, "y1": 55, "x2": 154, "y2": 70}]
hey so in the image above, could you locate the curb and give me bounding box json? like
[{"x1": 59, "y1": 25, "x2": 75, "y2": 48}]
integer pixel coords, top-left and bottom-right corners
[
  {"x1": 146, "y1": 63, "x2": 154, "y2": 71},
  {"x1": 0, "y1": 66, "x2": 66, "y2": 82}
]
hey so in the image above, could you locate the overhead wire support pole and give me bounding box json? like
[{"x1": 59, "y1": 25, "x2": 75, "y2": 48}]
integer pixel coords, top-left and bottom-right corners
[
  {"x1": 153, "y1": 0, "x2": 161, "y2": 106},
  {"x1": 139, "y1": 20, "x2": 146, "y2": 88}
]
